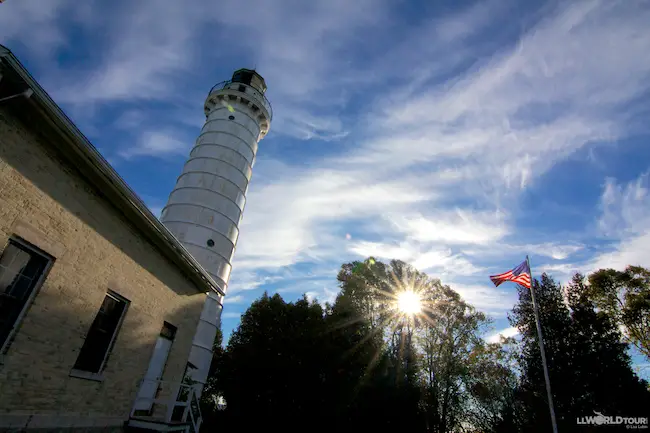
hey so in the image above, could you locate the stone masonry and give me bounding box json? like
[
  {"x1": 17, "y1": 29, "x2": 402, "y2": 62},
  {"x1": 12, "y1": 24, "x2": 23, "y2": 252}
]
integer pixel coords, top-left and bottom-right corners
[{"x1": 0, "y1": 105, "x2": 206, "y2": 431}]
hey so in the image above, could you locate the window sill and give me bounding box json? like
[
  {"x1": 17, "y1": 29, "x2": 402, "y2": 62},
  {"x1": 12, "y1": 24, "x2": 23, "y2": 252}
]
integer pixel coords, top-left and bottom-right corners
[{"x1": 69, "y1": 369, "x2": 104, "y2": 382}]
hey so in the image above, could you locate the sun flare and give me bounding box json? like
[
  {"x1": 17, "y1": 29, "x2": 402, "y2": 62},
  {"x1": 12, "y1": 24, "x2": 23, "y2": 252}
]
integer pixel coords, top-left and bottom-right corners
[{"x1": 397, "y1": 290, "x2": 421, "y2": 315}]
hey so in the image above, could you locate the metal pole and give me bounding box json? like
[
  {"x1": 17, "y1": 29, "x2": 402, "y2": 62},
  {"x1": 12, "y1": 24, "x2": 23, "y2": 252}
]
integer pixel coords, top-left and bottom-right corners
[{"x1": 527, "y1": 255, "x2": 559, "y2": 433}]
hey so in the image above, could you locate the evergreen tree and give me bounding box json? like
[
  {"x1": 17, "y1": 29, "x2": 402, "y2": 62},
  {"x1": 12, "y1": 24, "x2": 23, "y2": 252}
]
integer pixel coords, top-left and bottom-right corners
[
  {"x1": 200, "y1": 259, "x2": 650, "y2": 433},
  {"x1": 565, "y1": 274, "x2": 650, "y2": 418},
  {"x1": 214, "y1": 292, "x2": 329, "y2": 431},
  {"x1": 511, "y1": 274, "x2": 583, "y2": 432},
  {"x1": 510, "y1": 273, "x2": 650, "y2": 433}
]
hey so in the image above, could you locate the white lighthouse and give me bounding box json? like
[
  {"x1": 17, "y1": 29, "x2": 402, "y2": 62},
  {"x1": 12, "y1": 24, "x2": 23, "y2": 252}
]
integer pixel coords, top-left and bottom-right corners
[{"x1": 160, "y1": 69, "x2": 271, "y2": 391}]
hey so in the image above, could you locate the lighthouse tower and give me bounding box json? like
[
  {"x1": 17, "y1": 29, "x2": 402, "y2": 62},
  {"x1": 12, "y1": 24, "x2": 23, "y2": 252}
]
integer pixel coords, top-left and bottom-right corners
[{"x1": 160, "y1": 69, "x2": 271, "y2": 390}]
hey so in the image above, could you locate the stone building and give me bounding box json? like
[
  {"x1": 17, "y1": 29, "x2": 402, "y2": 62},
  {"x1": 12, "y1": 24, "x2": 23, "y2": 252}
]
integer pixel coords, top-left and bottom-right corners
[{"x1": 0, "y1": 46, "x2": 219, "y2": 432}]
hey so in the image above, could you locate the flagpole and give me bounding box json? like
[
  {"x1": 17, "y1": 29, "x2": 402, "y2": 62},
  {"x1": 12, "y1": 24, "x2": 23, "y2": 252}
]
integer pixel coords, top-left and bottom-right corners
[{"x1": 527, "y1": 255, "x2": 559, "y2": 433}]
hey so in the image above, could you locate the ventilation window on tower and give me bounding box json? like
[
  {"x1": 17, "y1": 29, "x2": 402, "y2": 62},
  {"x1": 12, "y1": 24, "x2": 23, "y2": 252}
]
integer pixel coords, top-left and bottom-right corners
[
  {"x1": 228, "y1": 115, "x2": 235, "y2": 120},
  {"x1": 207, "y1": 239, "x2": 215, "y2": 247}
]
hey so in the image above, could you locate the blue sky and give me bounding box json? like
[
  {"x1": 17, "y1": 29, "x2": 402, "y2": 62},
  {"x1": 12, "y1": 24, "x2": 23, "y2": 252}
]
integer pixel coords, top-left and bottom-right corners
[{"x1": 2, "y1": 0, "x2": 650, "y2": 373}]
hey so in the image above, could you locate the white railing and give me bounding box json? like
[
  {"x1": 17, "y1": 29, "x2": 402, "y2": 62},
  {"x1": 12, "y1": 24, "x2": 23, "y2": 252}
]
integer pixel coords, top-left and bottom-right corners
[
  {"x1": 187, "y1": 389, "x2": 203, "y2": 433},
  {"x1": 208, "y1": 80, "x2": 273, "y2": 120},
  {"x1": 130, "y1": 379, "x2": 202, "y2": 433}
]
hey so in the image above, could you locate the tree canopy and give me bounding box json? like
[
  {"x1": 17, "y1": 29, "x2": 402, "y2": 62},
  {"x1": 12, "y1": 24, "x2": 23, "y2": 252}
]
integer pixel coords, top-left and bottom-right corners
[{"x1": 201, "y1": 259, "x2": 650, "y2": 433}]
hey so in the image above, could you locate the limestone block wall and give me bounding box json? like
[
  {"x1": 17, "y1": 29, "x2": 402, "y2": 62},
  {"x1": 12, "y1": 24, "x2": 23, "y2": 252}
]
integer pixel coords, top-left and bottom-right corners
[{"x1": 0, "y1": 107, "x2": 205, "y2": 431}]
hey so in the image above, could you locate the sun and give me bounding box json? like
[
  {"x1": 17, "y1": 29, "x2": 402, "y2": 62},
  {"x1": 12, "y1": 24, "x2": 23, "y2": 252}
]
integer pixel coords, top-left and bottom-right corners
[{"x1": 397, "y1": 290, "x2": 421, "y2": 315}]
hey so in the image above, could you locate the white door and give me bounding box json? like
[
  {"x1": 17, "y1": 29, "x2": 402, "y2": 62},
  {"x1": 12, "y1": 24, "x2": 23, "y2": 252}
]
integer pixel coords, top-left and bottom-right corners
[{"x1": 134, "y1": 335, "x2": 173, "y2": 412}]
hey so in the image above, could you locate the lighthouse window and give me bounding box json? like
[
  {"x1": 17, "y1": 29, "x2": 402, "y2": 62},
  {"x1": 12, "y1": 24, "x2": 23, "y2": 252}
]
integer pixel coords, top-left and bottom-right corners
[
  {"x1": 238, "y1": 85, "x2": 246, "y2": 93},
  {"x1": 228, "y1": 115, "x2": 235, "y2": 120},
  {"x1": 207, "y1": 239, "x2": 215, "y2": 247}
]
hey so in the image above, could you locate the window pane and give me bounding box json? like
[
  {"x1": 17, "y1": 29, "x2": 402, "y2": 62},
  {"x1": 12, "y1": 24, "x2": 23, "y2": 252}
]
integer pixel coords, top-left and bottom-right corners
[
  {"x1": 5, "y1": 274, "x2": 34, "y2": 301},
  {"x1": 0, "y1": 292, "x2": 21, "y2": 343},
  {"x1": 19, "y1": 253, "x2": 48, "y2": 281},
  {"x1": 0, "y1": 240, "x2": 51, "y2": 350},
  {"x1": 0, "y1": 245, "x2": 29, "y2": 293},
  {"x1": 73, "y1": 293, "x2": 128, "y2": 373}
]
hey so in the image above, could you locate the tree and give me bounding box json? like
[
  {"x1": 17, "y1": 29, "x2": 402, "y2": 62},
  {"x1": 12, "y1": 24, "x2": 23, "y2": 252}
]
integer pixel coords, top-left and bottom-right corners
[
  {"x1": 510, "y1": 274, "x2": 573, "y2": 432},
  {"x1": 418, "y1": 284, "x2": 490, "y2": 433},
  {"x1": 465, "y1": 337, "x2": 520, "y2": 433},
  {"x1": 588, "y1": 266, "x2": 650, "y2": 361},
  {"x1": 510, "y1": 273, "x2": 650, "y2": 432},
  {"x1": 201, "y1": 258, "x2": 650, "y2": 433},
  {"x1": 200, "y1": 327, "x2": 225, "y2": 425},
  {"x1": 565, "y1": 274, "x2": 650, "y2": 416},
  {"x1": 338, "y1": 258, "x2": 492, "y2": 433},
  {"x1": 214, "y1": 292, "x2": 329, "y2": 431},
  {"x1": 330, "y1": 258, "x2": 423, "y2": 431}
]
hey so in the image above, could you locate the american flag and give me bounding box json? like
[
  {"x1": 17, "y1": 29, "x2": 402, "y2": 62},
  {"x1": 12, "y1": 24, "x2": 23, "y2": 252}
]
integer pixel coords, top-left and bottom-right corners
[{"x1": 490, "y1": 259, "x2": 531, "y2": 289}]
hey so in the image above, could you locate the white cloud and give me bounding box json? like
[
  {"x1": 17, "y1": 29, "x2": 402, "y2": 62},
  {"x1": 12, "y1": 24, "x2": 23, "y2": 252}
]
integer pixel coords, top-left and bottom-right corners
[
  {"x1": 348, "y1": 241, "x2": 414, "y2": 263},
  {"x1": 223, "y1": 295, "x2": 245, "y2": 304},
  {"x1": 305, "y1": 287, "x2": 339, "y2": 306},
  {"x1": 451, "y1": 282, "x2": 518, "y2": 315},
  {"x1": 598, "y1": 173, "x2": 650, "y2": 237},
  {"x1": 52, "y1": 1, "x2": 210, "y2": 105},
  {"x1": 0, "y1": 0, "x2": 75, "y2": 58},
  {"x1": 234, "y1": 162, "x2": 430, "y2": 272},
  {"x1": 347, "y1": 241, "x2": 483, "y2": 277},
  {"x1": 537, "y1": 173, "x2": 650, "y2": 280},
  {"x1": 113, "y1": 110, "x2": 148, "y2": 130},
  {"x1": 6, "y1": 0, "x2": 650, "y2": 329},
  {"x1": 589, "y1": 232, "x2": 650, "y2": 272},
  {"x1": 272, "y1": 106, "x2": 349, "y2": 141},
  {"x1": 486, "y1": 326, "x2": 520, "y2": 343},
  {"x1": 226, "y1": 271, "x2": 285, "y2": 295},
  {"x1": 354, "y1": 0, "x2": 649, "y2": 194},
  {"x1": 387, "y1": 210, "x2": 509, "y2": 245},
  {"x1": 464, "y1": 242, "x2": 584, "y2": 261},
  {"x1": 537, "y1": 262, "x2": 582, "y2": 282},
  {"x1": 229, "y1": 0, "x2": 650, "y2": 311},
  {"x1": 18, "y1": 0, "x2": 391, "y2": 142},
  {"x1": 433, "y1": 0, "x2": 506, "y2": 43},
  {"x1": 118, "y1": 131, "x2": 191, "y2": 159},
  {"x1": 585, "y1": 173, "x2": 650, "y2": 272},
  {"x1": 535, "y1": 244, "x2": 584, "y2": 261}
]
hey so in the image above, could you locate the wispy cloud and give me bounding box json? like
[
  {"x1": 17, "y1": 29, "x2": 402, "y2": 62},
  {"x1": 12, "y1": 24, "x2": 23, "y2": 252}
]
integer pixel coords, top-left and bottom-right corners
[
  {"x1": 486, "y1": 326, "x2": 520, "y2": 343},
  {"x1": 224, "y1": 295, "x2": 245, "y2": 304},
  {"x1": 305, "y1": 287, "x2": 339, "y2": 306},
  {"x1": 538, "y1": 173, "x2": 650, "y2": 280},
  {"x1": 588, "y1": 173, "x2": 650, "y2": 271},
  {"x1": 387, "y1": 210, "x2": 509, "y2": 245},
  {"x1": 3, "y1": 0, "x2": 650, "y2": 335},
  {"x1": 118, "y1": 131, "x2": 191, "y2": 160},
  {"x1": 0, "y1": 0, "x2": 75, "y2": 58},
  {"x1": 347, "y1": 241, "x2": 483, "y2": 277},
  {"x1": 599, "y1": 173, "x2": 650, "y2": 237},
  {"x1": 452, "y1": 282, "x2": 518, "y2": 316}
]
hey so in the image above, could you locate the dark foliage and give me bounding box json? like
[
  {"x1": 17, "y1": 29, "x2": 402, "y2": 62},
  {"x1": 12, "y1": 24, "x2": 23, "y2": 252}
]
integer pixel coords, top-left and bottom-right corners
[
  {"x1": 201, "y1": 260, "x2": 650, "y2": 433},
  {"x1": 510, "y1": 273, "x2": 650, "y2": 432}
]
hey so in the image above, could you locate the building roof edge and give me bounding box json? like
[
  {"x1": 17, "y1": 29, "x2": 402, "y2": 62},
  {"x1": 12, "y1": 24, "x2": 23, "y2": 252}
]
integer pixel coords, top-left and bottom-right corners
[{"x1": 0, "y1": 45, "x2": 225, "y2": 297}]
